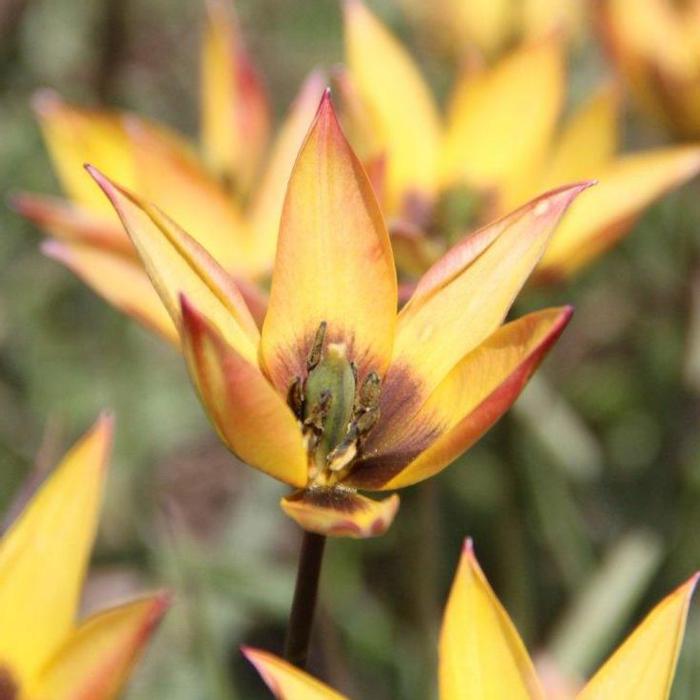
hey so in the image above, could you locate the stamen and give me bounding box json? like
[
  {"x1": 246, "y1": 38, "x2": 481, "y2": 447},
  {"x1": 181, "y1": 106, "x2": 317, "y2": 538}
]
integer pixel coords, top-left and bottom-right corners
[
  {"x1": 355, "y1": 371, "x2": 381, "y2": 412},
  {"x1": 287, "y1": 376, "x2": 304, "y2": 419},
  {"x1": 307, "y1": 321, "x2": 327, "y2": 370}
]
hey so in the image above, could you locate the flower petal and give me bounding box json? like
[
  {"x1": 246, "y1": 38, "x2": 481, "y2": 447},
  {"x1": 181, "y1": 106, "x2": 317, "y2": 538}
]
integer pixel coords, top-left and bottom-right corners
[
  {"x1": 201, "y1": 0, "x2": 270, "y2": 191},
  {"x1": 260, "y1": 93, "x2": 397, "y2": 392},
  {"x1": 180, "y1": 297, "x2": 307, "y2": 488},
  {"x1": 42, "y1": 240, "x2": 178, "y2": 344},
  {"x1": 578, "y1": 573, "x2": 698, "y2": 700},
  {"x1": 391, "y1": 183, "x2": 588, "y2": 402},
  {"x1": 248, "y1": 71, "x2": 327, "y2": 267},
  {"x1": 439, "y1": 539, "x2": 545, "y2": 700},
  {"x1": 344, "y1": 0, "x2": 442, "y2": 212},
  {"x1": 280, "y1": 488, "x2": 399, "y2": 539},
  {"x1": 351, "y1": 307, "x2": 572, "y2": 489},
  {"x1": 31, "y1": 593, "x2": 169, "y2": 700},
  {"x1": 537, "y1": 145, "x2": 700, "y2": 280},
  {"x1": 441, "y1": 40, "x2": 564, "y2": 210},
  {"x1": 87, "y1": 166, "x2": 259, "y2": 365},
  {"x1": 243, "y1": 647, "x2": 348, "y2": 700},
  {"x1": 0, "y1": 415, "x2": 112, "y2": 683}
]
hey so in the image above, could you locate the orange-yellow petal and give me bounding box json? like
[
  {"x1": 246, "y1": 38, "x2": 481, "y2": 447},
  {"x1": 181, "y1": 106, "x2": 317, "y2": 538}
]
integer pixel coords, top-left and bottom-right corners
[
  {"x1": 280, "y1": 488, "x2": 399, "y2": 539},
  {"x1": 201, "y1": 0, "x2": 270, "y2": 190},
  {"x1": 0, "y1": 415, "x2": 112, "y2": 683},
  {"x1": 578, "y1": 573, "x2": 698, "y2": 700},
  {"x1": 180, "y1": 297, "x2": 307, "y2": 488},
  {"x1": 537, "y1": 145, "x2": 700, "y2": 280},
  {"x1": 261, "y1": 93, "x2": 397, "y2": 392},
  {"x1": 243, "y1": 647, "x2": 348, "y2": 700},
  {"x1": 439, "y1": 539, "x2": 545, "y2": 700},
  {"x1": 392, "y1": 183, "x2": 588, "y2": 400},
  {"x1": 87, "y1": 166, "x2": 259, "y2": 364},
  {"x1": 31, "y1": 593, "x2": 170, "y2": 700},
  {"x1": 441, "y1": 40, "x2": 565, "y2": 210},
  {"x1": 248, "y1": 71, "x2": 327, "y2": 267},
  {"x1": 42, "y1": 240, "x2": 178, "y2": 344},
  {"x1": 354, "y1": 307, "x2": 572, "y2": 490},
  {"x1": 344, "y1": 0, "x2": 442, "y2": 213}
]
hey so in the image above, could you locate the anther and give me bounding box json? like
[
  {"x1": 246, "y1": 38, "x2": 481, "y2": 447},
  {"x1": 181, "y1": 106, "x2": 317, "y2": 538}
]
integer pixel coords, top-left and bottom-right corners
[
  {"x1": 355, "y1": 371, "x2": 381, "y2": 413},
  {"x1": 307, "y1": 321, "x2": 327, "y2": 370},
  {"x1": 287, "y1": 376, "x2": 304, "y2": 418}
]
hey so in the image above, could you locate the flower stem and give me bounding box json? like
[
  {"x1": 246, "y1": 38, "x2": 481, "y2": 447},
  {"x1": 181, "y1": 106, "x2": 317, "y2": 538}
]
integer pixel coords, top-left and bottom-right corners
[{"x1": 284, "y1": 530, "x2": 327, "y2": 669}]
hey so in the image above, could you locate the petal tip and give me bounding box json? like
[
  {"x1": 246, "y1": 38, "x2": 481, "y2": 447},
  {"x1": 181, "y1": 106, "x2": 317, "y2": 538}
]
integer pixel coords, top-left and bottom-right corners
[{"x1": 31, "y1": 87, "x2": 63, "y2": 117}]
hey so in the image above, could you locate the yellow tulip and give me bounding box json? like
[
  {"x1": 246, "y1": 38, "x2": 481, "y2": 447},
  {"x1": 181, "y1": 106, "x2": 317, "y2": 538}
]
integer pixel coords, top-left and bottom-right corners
[
  {"x1": 0, "y1": 415, "x2": 169, "y2": 700},
  {"x1": 13, "y1": 0, "x2": 324, "y2": 343},
  {"x1": 343, "y1": 0, "x2": 700, "y2": 282},
  {"x1": 244, "y1": 539, "x2": 697, "y2": 699},
  {"x1": 85, "y1": 92, "x2": 586, "y2": 537},
  {"x1": 599, "y1": 0, "x2": 700, "y2": 139}
]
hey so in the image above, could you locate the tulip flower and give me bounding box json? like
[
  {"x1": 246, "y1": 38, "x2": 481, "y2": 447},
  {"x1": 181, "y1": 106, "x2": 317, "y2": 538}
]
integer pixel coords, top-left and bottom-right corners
[
  {"x1": 343, "y1": 0, "x2": 700, "y2": 282},
  {"x1": 599, "y1": 0, "x2": 700, "y2": 139},
  {"x1": 244, "y1": 538, "x2": 698, "y2": 699},
  {"x1": 0, "y1": 415, "x2": 169, "y2": 699},
  {"x1": 13, "y1": 0, "x2": 324, "y2": 342},
  {"x1": 83, "y1": 91, "x2": 586, "y2": 539}
]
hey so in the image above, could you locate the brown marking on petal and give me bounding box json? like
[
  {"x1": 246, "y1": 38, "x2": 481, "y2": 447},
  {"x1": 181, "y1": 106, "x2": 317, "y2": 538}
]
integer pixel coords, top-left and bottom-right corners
[
  {"x1": 285, "y1": 486, "x2": 366, "y2": 514},
  {"x1": 0, "y1": 666, "x2": 18, "y2": 700}
]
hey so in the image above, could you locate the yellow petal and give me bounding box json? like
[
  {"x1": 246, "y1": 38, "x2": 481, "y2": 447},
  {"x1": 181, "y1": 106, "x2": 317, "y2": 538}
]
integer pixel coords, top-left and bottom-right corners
[
  {"x1": 281, "y1": 488, "x2": 399, "y2": 539},
  {"x1": 391, "y1": 183, "x2": 588, "y2": 401},
  {"x1": 180, "y1": 297, "x2": 308, "y2": 488},
  {"x1": 42, "y1": 240, "x2": 178, "y2": 344},
  {"x1": 123, "y1": 116, "x2": 264, "y2": 277},
  {"x1": 578, "y1": 573, "x2": 698, "y2": 700},
  {"x1": 87, "y1": 166, "x2": 259, "y2": 365},
  {"x1": 354, "y1": 307, "x2": 572, "y2": 490},
  {"x1": 201, "y1": 0, "x2": 270, "y2": 190},
  {"x1": 248, "y1": 71, "x2": 327, "y2": 267},
  {"x1": 441, "y1": 40, "x2": 564, "y2": 210},
  {"x1": 439, "y1": 539, "x2": 545, "y2": 700},
  {"x1": 344, "y1": 0, "x2": 442, "y2": 212},
  {"x1": 260, "y1": 93, "x2": 397, "y2": 393},
  {"x1": 541, "y1": 83, "x2": 620, "y2": 188},
  {"x1": 243, "y1": 647, "x2": 348, "y2": 700},
  {"x1": 0, "y1": 415, "x2": 112, "y2": 683},
  {"x1": 538, "y1": 145, "x2": 700, "y2": 280},
  {"x1": 33, "y1": 90, "x2": 134, "y2": 217},
  {"x1": 31, "y1": 593, "x2": 169, "y2": 700}
]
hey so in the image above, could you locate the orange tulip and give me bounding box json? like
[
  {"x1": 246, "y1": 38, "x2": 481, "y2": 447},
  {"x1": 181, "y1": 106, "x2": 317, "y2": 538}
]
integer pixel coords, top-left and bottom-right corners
[
  {"x1": 84, "y1": 92, "x2": 586, "y2": 538},
  {"x1": 245, "y1": 539, "x2": 697, "y2": 699},
  {"x1": 0, "y1": 415, "x2": 169, "y2": 699}
]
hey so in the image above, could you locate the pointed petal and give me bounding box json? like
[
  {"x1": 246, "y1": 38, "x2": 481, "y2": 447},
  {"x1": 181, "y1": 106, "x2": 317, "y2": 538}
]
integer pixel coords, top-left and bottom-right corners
[
  {"x1": 391, "y1": 183, "x2": 588, "y2": 402},
  {"x1": 578, "y1": 574, "x2": 698, "y2": 700},
  {"x1": 260, "y1": 94, "x2": 397, "y2": 392},
  {"x1": 42, "y1": 241, "x2": 178, "y2": 344},
  {"x1": 344, "y1": 0, "x2": 442, "y2": 212},
  {"x1": 243, "y1": 647, "x2": 348, "y2": 700},
  {"x1": 180, "y1": 297, "x2": 307, "y2": 488},
  {"x1": 87, "y1": 166, "x2": 259, "y2": 365},
  {"x1": 441, "y1": 40, "x2": 564, "y2": 209},
  {"x1": 439, "y1": 540, "x2": 545, "y2": 700},
  {"x1": 10, "y1": 192, "x2": 131, "y2": 255},
  {"x1": 32, "y1": 90, "x2": 134, "y2": 216},
  {"x1": 352, "y1": 307, "x2": 572, "y2": 489},
  {"x1": 542, "y1": 83, "x2": 620, "y2": 188},
  {"x1": 31, "y1": 593, "x2": 169, "y2": 700},
  {"x1": 201, "y1": 0, "x2": 270, "y2": 190},
  {"x1": 0, "y1": 415, "x2": 112, "y2": 682},
  {"x1": 248, "y1": 71, "x2": 327, "y2": 266},
  {"x1": 281, "y1": 488, "x2": 399, "y2": 539},
  {"x1": 538, "y1": 145, "x2": 700, "y2": 280}
]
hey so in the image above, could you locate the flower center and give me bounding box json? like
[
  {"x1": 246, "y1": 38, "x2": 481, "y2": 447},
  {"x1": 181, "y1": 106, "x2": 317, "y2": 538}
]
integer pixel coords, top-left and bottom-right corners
[
  {"x1": 288, "y1": 322, "x2": 381, "y2": 486},
  {"x1": 0, "y1": 665, "x2": 18, "y2": 700}
]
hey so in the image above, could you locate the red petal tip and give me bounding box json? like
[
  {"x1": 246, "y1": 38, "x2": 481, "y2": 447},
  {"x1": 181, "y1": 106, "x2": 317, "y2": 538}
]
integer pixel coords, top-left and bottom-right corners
[{"x1": 31, "y1": 88, "x2": 62, "y2": 116}]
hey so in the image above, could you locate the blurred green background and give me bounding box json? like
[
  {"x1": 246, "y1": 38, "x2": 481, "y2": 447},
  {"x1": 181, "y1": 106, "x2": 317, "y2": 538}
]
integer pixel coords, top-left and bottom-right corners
[{"x1": 1, "y1": 0, "x2": 699, "y2": 697}]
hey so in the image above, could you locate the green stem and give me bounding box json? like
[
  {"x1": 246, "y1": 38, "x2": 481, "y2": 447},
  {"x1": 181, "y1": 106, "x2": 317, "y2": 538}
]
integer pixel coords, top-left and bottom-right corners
[{"x1": 284, "y1": 531, "x2": 327, "y2": 669}]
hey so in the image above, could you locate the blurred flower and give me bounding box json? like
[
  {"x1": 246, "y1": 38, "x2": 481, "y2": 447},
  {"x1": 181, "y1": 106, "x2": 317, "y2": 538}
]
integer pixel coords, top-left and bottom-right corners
[
  {"x1": 0, "y1": 415, "x2": 168, "y2": 700},
  {"x1": 599, "y1": 0, "x2": 700, "y2": 139},
  {"x1": 244, "y1": 538, "x2": 698, "y2": 699},
  {"x1": 13, "y1": 0, "x2": 324, "y2": 342},
  {"x1": 342, "y1": 0, "x2": 700, "y2": 283},
  {"x1": 398, "y1": 0, "x2": 587, "y2": 60},
  {"x1": 85, "y1": 93, "x2": 585, "y2": 539}
]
